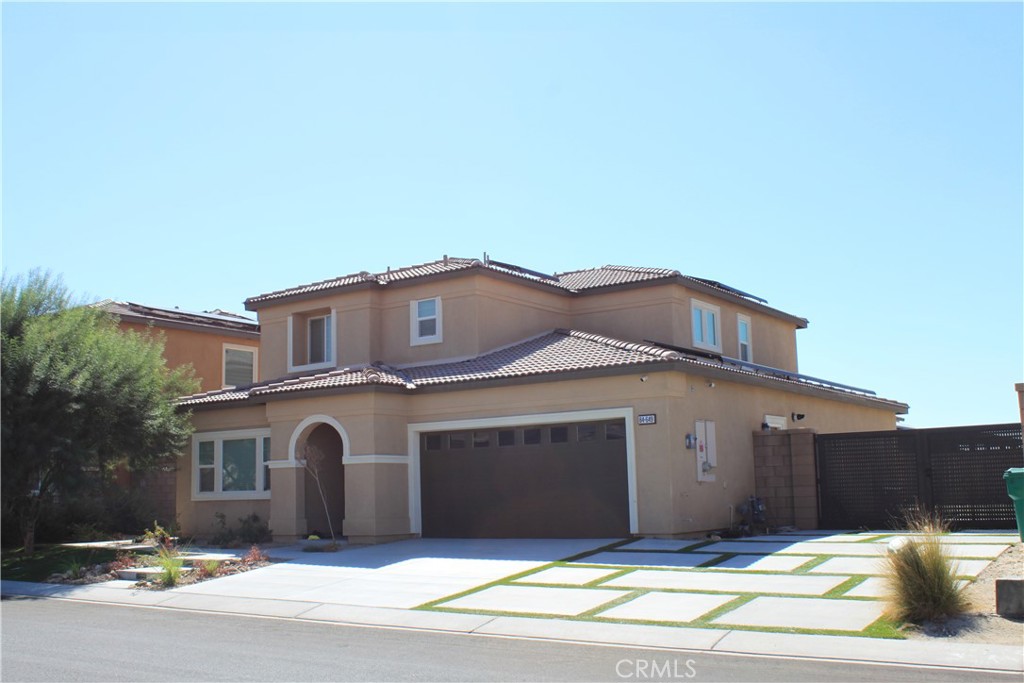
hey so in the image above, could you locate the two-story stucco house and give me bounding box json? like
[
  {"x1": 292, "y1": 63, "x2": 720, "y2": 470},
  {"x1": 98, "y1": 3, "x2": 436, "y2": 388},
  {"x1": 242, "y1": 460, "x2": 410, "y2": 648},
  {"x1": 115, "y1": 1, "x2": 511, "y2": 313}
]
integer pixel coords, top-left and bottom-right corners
[{"x1": 177, "y1": 256, "x2": 907, "y2": 543}]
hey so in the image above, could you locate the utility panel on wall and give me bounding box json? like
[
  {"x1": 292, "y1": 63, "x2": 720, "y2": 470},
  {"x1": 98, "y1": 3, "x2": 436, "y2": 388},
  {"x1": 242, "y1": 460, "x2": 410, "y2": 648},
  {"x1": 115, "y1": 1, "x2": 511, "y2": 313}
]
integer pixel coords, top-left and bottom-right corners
[{"x1": 696, "y1": 420, "x2": 717, "y2": 482}]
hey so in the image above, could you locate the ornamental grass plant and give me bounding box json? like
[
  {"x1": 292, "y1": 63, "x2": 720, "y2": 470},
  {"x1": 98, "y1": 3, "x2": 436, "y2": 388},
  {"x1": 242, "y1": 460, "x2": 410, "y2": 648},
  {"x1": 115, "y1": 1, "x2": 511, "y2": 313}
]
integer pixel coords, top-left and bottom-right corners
[{"x1": 884, "y1": 534, "x2": 968, "y2": 624}]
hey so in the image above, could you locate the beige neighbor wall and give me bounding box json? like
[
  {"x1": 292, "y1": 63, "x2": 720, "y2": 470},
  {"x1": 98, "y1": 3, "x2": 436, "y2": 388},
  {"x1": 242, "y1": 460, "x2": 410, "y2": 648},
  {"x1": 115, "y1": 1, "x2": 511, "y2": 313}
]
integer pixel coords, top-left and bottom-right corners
[{"x1": 177, "y1": 406, "x2": 271, "y2": 537}]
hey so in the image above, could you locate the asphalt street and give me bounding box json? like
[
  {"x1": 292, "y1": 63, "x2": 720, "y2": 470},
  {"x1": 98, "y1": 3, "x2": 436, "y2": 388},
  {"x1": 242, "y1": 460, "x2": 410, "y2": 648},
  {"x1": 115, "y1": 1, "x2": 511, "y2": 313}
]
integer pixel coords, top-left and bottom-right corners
[{"x1": 1, "y1": 598, "x2": 1017, "y2": 683}]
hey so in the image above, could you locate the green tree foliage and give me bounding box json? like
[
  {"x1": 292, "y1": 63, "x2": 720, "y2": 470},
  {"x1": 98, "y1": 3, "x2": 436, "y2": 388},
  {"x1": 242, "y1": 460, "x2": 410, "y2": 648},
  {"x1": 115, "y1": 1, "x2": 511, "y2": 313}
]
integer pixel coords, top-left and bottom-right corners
[{"x1": 1, "y1": 270, "x2": 199, "y2": 553}]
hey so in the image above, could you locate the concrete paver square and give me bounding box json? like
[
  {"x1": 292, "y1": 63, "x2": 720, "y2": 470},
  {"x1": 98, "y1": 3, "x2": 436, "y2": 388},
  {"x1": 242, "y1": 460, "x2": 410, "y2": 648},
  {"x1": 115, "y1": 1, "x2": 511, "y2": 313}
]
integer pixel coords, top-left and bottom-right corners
[
  {"x1": 689, "y1": 541, "x2": 798, "y2": 555},
  {"x1": 712, "y1": 555, "x2": 813, "y2": 572},
  {"x1": 597, "y1": 591, "x2": 740, "y2": 623},
  {"x1": 809, "y1": 557, "x2": 887, "y2": 576},
  {"x1": 942, "y1": 544, "x2": 1008, "y2": 559},
  {"x1": 776, "y1": 542, "x2": 886, "y2": 556},
  {"x1": 516, "y1": 567, "x2": 620, "y2": 585},
  {"x1": 809, "y1": 555, "x2": 992, "y2": 578},
  {"x1": 439, "y1": 585, "x2": 631, "y2": 616},
  {"x1": 578, "y1": 552, "x2": 720, "y2": 568},
  {"x1": 711, "y1": 596, "x2": 885, "y2": 631},
  {"x1": 843, "y1": 577, "x2": 887, "y2": 598},
  {"x1": 603, "y1": 570, "x2": 849, "y2": 595},
  {"x1": 619, "y1": 539, "x2": 701, "y2": 551}
]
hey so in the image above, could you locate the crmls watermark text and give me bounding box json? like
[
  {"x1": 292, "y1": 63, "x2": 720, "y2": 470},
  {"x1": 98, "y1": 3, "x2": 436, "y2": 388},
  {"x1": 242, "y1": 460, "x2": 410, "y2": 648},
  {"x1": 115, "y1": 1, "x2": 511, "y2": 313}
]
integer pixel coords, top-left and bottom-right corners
[{"x1": 616, "y1": 658, "x2": 698, "y2": 679}]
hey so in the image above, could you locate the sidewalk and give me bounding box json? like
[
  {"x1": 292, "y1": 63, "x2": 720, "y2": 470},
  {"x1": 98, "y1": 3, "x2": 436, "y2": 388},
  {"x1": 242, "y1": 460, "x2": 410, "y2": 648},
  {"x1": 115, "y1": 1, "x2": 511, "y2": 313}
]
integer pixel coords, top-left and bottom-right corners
[{"x1": 3, "y1": 533, "x2": 1021, "y2": 674}]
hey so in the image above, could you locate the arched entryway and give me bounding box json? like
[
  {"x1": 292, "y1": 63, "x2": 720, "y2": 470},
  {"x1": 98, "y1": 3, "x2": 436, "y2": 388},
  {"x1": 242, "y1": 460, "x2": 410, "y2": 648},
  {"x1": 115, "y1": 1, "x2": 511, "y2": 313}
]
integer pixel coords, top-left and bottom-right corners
[{"x1": 295, "y1": 422, "x2": 345, "y2": 539}]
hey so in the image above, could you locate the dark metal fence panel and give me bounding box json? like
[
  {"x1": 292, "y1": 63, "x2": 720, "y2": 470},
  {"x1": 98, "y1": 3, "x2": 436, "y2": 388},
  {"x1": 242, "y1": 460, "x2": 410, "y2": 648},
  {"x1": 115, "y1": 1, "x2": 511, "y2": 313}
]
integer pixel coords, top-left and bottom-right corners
[
  {"x1": 816, "y1": 423, "x2": 1023, "y2": 530},
  {"x1": 816, "y1": 431, "x2": 920, "y2": 529},
  {"x1": 927, "y1": 424, "x2": 1023, "y2": 528}
]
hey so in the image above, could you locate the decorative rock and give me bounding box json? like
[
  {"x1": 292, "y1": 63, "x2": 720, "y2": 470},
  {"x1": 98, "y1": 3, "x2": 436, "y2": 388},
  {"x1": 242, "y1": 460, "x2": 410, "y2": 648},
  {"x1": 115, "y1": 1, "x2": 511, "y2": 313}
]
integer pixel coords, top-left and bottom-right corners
[{"x1": 887, "y1": 536, "x2": 911, "y2": 554}]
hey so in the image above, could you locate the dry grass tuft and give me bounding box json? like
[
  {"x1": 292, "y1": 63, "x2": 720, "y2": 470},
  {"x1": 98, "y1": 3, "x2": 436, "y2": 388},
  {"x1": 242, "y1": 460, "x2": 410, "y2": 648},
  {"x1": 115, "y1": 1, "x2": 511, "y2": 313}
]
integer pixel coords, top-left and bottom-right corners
[{"x1": 884, "y1": 535, "x2": 968, "y2": 624}]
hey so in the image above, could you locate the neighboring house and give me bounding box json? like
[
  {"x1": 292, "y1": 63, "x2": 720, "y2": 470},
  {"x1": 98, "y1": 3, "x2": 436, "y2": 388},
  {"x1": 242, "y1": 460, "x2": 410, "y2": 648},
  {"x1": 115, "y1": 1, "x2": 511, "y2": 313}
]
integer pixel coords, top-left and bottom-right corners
[
  {"x1": 97, "y1": 301, "x2": 261, "y2": 393},
  {"x1": 177, "y1": 256, "x2": 908, "y2": 542},
  {"x1": 95, "y1": 301, "x2": 260, "y2": 523}
]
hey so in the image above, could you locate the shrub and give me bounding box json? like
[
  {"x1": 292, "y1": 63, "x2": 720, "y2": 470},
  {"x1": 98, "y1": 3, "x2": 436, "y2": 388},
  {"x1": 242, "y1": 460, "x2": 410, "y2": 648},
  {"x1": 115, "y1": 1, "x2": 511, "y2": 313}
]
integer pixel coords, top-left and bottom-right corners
[
  {"x1": 884, "y1": 535, "x2": 968, "y2": 623},
  {"x1": 195, "y1": 559, "x2": 221, "y2": 579},
  {"x1": 242, "y1": 545, "x2": 268, "y2": 565},
  {"x1": 153, "y1": 545, "x2": 184, "y2": 587}
]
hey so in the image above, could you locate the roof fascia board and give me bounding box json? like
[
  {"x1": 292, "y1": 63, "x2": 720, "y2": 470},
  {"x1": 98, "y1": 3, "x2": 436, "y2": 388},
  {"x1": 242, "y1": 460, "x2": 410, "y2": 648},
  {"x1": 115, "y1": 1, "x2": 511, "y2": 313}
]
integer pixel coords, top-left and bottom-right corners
[
  {"x1": 116, "y1": 313, "x2": 259, "y2": 339},
  {"x1": 183, "y1": 356, "x2": 905, "y2": 414}
]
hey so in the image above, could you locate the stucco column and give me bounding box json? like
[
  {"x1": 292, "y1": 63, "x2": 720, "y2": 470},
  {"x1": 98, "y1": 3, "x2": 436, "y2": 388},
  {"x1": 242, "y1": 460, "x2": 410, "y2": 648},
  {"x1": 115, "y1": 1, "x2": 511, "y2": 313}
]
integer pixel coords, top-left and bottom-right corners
[
  {"x1": 342, "y1": 461, "x2": 412, "y2": 543},
  {"x1": 268, "y1": 463, "x2": 307, "y2": 540}
]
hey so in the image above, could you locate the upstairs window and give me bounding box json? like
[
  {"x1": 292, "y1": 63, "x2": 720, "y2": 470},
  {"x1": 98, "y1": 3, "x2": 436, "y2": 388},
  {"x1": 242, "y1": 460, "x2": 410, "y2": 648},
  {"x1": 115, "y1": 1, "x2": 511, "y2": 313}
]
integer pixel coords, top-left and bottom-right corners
[
  {"x1": 691, "y1": 300, "x2": 721, "y2": 352},
  {"x1": 289, "y1": 309, "x2": 334, "y2": 371},
  {"x1": 223, "y1": 344, "x2": 257, "y2": 388},
  {"x1": 308, "y1": 314, "x2": 332, "y2": 364},
  {"x1": 410, "y1": 297, "x2": 442, "y2": 346},
  {"x1": 737, "y1": 314, "x2": 752, "y2": 362}
]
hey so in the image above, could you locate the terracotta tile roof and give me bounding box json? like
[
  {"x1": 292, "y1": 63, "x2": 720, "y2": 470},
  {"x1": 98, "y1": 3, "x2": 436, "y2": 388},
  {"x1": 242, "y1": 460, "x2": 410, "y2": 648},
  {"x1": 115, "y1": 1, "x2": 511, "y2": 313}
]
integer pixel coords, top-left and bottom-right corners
[
  {"x1": 405, "y1": 330, "x2": 681, "y2": 386},
  {"x1": 553, "y1": 265, "x2": 680, "y2": 290},
  {"x1": 243, "y1": 257, "x2": 773, "y2": 309},
  {"x1": 177, "y1": 328, "x2": 905, "y2": 412},
  {"x1": 177, "y1": 329, "x2": 679, "y2": 406}
]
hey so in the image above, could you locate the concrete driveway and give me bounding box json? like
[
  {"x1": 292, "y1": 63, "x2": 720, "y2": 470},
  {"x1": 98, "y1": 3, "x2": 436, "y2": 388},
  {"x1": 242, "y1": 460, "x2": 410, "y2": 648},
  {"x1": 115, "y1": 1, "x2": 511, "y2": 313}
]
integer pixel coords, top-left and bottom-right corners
[
  {"x1": 3, "y1": 532, "x2": 1021, "y2": 673},
  {"x1": 173, "y1": 538, "x2": 615, "y2": 609}
]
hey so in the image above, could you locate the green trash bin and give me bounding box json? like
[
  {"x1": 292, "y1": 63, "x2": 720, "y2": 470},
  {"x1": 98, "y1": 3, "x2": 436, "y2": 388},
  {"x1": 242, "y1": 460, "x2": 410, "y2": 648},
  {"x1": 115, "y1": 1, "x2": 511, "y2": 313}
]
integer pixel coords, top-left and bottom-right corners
[{"x1": 1004, "y1": 468, "x2": 1024, "y2": 541}]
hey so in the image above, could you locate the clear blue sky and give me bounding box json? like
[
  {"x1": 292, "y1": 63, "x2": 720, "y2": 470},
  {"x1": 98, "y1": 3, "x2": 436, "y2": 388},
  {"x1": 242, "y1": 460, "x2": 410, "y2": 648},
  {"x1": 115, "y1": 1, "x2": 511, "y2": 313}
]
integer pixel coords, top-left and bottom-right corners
[{"x1": 3, "y1": 2, "x2": 1021, "y2": 428}]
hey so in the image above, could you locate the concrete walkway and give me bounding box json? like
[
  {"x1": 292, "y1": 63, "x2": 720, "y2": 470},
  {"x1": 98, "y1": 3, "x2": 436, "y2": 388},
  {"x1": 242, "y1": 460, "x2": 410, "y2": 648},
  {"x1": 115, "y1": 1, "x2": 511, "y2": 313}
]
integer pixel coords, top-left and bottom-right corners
[{"x1": 2, "y1": 533, "x2": 1021, "y2": 674}]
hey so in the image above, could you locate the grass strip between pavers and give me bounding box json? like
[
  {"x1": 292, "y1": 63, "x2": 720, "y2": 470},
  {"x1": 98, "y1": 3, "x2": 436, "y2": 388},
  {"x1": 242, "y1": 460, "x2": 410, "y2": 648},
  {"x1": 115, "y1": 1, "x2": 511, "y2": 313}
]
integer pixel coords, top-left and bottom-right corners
[
  {"x1": 823, "y1": 575, "x2": 871, "y2": 598},
  {"x1": 791, "y1": 555, "x2": 831, "y2": 573},
  {"x1": 417, "y1": 545, "x2": 901, "y2": 640}
]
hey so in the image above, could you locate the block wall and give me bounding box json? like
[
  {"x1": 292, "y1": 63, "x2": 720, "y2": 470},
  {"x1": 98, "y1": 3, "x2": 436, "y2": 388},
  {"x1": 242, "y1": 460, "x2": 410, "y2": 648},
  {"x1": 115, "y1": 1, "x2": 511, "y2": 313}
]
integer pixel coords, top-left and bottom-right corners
[{"x1": 752, "y1": 429, "x2": 818, "y2": 530}]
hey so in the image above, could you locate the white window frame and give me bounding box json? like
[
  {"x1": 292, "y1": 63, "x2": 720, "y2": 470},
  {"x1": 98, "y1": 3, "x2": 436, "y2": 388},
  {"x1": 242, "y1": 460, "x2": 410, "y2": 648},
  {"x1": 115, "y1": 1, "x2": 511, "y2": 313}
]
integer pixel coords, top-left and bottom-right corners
[
  {"x1": 410, "y1": 297, "x2": 443, "y2": 346},
  {"x1": 287, "y1": 310, "x2": 337, "y2": 373},
  {"x1": 192, "y1": 429, "x2": 272, "y2": 501},
  {"x1": 222, "y1": 343, "x2": 258, "y2": 389},
  {"x1": 764, "y1": 414, "x2": 787, "y2": 430},
  {"x1": 737, "y1": 314, "x2": 752, "y2": 362},
  {"x1": 308, "y1": 314, "x2": 331, "y2": 364},
  {"x1": 691, "y1": 299, "x2": 722, "y2": 352}
]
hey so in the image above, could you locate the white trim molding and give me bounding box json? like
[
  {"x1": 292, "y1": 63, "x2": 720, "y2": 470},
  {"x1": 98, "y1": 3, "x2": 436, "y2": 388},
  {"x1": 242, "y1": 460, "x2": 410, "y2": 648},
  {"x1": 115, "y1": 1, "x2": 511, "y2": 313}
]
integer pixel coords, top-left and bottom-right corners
[
  {"x1": 287, "y1": 308, "x2": 339, "y2": 374},
  {"x1": 222, "y1": 342, "x2": 258, "y2": 389},
  {"x1": 342, "y1": 454, "x2": 409, "y2": 465},
  {"x1": 191, "y1": 428, "x2": 272, "y2": 501},
  {"x1": 406, "y1": 407, "x2": 638, "y2": 536},
  {"x1": 410, "y1": 297, "x2": 443, "y2": 346},
  {"x1": 691, "y1": 298, "x2": 722, "y2": 353},
  {"x1": 287, "y1": 414, "x2": 351, "y2": 464}
]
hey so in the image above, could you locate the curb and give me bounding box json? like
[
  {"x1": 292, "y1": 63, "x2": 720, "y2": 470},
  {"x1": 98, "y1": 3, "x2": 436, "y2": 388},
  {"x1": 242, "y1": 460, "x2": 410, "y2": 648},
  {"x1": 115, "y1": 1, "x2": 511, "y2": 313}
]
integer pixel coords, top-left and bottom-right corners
[{"x1": 3, "y1": 579, "x2": 1021, "y2": 673}]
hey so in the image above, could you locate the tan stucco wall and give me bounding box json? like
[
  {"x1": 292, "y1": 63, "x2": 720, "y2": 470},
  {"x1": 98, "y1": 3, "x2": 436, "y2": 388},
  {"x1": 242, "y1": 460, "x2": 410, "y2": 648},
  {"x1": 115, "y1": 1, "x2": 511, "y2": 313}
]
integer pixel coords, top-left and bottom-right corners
[
  {"x1": 179, "y1": 364, "x2": 898, "y2": 540},
  {"x1": 253, "y1": 274, "x2": 801, "y2": 380},
  {"x1": 120, "y1": 322, "x2": 259, "y2": 394},
  {"x1": 176, "y1": 406, "x2": 270, "y2": 537}
]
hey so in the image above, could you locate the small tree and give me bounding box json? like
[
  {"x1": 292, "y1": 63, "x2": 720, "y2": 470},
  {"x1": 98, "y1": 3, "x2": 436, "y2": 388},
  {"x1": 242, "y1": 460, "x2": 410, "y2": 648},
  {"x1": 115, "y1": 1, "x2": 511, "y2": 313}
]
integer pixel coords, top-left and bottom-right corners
[
  {"x1": 300, "y1": 443, "x2": 338, "y2": 548},
  {"x1": 1, "y1": 270, "x2": 198, "y2": 553}
]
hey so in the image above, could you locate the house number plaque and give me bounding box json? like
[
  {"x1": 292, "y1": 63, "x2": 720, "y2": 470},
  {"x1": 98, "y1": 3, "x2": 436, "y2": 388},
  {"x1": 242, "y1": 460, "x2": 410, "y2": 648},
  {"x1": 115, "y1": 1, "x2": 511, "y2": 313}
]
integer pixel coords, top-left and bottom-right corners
[{"x1": 637, "y1": 414, "x2": 657, "y2": 425}]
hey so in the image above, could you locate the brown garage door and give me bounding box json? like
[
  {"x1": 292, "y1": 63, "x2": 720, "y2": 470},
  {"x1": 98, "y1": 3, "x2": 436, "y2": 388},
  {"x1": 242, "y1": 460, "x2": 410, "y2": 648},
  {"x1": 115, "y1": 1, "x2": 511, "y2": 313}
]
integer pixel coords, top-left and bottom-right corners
[{"x1": 420, "y1": 419, "x2": 629, "y2": 538}]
